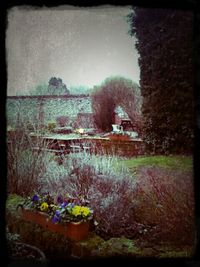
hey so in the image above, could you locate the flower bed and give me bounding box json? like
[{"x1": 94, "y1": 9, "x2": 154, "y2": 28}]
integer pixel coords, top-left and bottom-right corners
[
  {"x1": 19, "y1": 192, "x2": 93, "y2": 241},
  {"x1": 21, "y1": 209, "x2": 90, "y2": 241}
]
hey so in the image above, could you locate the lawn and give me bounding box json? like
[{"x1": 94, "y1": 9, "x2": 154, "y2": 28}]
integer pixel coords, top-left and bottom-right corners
[{"x1": 123, "y1": 155, "x2": 193, "y2": 174}]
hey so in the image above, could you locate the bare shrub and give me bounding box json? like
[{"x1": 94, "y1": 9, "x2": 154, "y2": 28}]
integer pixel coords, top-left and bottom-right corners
[
  {"x1": 7, "y1": 117, "x2": 53, "y2": 197},
  {"x1": 88, "y1": 174, "x2": 139, "y2": 239},
  {"x1": 22, "y1": 143, "x2": 195, "y2": 245},
  {"x1": 56, "y1": 116, "x2": 69, "y2": 127},
  {"x1": 132, "y1": 166, "x2": 195, "y2": 245},
  {"x1": 41, "y1": 152, "x2": 138, "y2": 239},
  {"x1": 91, "y1": 76, "x2": 142, "y2": 132}
]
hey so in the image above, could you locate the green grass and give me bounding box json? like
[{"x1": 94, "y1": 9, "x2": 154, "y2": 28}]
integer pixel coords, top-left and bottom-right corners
[{"x1": 123, "y1": 155, "x2": 193, "y2": 173}]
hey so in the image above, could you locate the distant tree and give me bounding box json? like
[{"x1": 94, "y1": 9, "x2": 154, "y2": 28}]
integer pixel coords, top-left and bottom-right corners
[
  {"x1": 47, "y1": 77, "x2": 70, "y2": 95},
  {"x1": 91, "y1": 76, "x2": 142, "y2": 132},
  {"x1": 127, "y1": 8, "x2": 194, "y2": 154},
  {"x1": 49, "y1": 77, "x2": 60, "y2": 87},
  {"x1": 30, "y1": 84, "x2": 48, "y2": 95},
  {"x1": 30, "y1": 78, "x2": 70, "y2": 95},
  {"x1": 91, "y1": 86, "x2": 115, "y2": 131}
]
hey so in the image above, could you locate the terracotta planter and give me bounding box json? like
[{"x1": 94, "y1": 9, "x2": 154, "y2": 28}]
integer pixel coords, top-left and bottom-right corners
[
  {"x1": 21, "y1": 210, "x2": 90, "y2": 241},
  {"x1": 21, "y1": 209, "x2": 49, "y2": 228},
  {"x1": 64, "y1": 221, "x2": 90, "y2": 242},
  {"x1": 45, "y1": 220, "x2": 90, "y2": 241},
  {"x1": 45, "y1": 220, "x2": 64, "y2": 234}
]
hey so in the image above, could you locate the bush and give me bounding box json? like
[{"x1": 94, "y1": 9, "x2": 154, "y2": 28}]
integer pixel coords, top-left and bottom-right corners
[
  {"x1": 40, "y1": 153, "x2": 195, "y2": 245},
  {"x1": 91, "y1": 76, "x2": 142, "y2": 132},
  {"x1": 7, "y1": 121, "x2": 54, "y2": 197},
  {"x1": 56, "y1": 116, "x2": 69, "y2": 127},
  {"x1": 40, "y1": 152, "x2": 138, "y2": 239},
  {"x1": 47, "y1": 121, "x2": 56, "y2": 132},
  {"x1": 128, "y1": 8, "x2": 194, "y2": 154},
  {"x1": 132, "y1": 166, "x2": 195, "y2": 245}
]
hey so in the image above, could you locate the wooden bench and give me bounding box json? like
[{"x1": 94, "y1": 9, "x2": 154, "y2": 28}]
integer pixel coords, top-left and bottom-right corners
[
  {"x1": 69, "y1": 145, "x2": 82, "y2": 153},
  {"x1": 32, "y1": 146, "x2": 67, "y2": 155},
  {"x1": 82, "y1": 146, "x2": 91, "y2": 152},
  {"x1": 69, "y1": 145, "x2": 91, "y2": 153},
  {"x1": 33, "y1": 144, "x2": 91, "y2": 155}
]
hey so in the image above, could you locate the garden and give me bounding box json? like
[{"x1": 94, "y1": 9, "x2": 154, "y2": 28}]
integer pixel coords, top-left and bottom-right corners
[
  {"x1": 6, "y1": 121, "x2": 196, "y2": 262},
  {"x1": 5, "y1": 6, "x2": 197, "y2": 264}
]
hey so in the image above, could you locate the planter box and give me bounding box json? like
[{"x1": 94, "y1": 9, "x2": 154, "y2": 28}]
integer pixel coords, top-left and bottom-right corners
[
  {"x1": 21, "y1": 209, "x2": 90, "y2": 242},
  {"x1": 21, "y1": 209, "x2": 49, "y2": 227},
  {"x1": 64, "y1": 221, "x2": 90, "y2": 242}
]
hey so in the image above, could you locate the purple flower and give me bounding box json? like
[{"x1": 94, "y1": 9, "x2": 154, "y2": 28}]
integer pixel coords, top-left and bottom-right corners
[
  {"x1": 52, "y1": 216, "x2": 59, "y2": 223},
  {"x1": 55, "y1": 210, "x2": 61, "y2": 217},
  {"x1": 61, "y1": 201, "x2": 67, "y2": 208},
  {"x1": 57, "y1": 195, "x2": 63, "y2": 203},
  {"x1": 32, "y1": 195, "x2": 39, "y2": 202}
]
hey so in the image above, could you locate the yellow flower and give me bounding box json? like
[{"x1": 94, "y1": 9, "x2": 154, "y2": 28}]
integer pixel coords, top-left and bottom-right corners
[
  {"x1": 71, "y1": 205, "x2": 82, "y2": 217},
  {"x1": 81, "y1": 207, "x2": 90, "y2": 217},
  {"x1": 40, "y1": 202, "x2": 49, "y2": 211}
]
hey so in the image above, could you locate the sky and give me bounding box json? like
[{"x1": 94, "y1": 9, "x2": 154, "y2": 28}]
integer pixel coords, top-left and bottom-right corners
[{"x1": 6, "y1": 5, "x2": 140, "y2": 96}]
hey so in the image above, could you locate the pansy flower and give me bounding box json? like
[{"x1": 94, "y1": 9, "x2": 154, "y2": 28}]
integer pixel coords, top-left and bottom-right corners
[
  {"x1": 32, "y1": 195, "x2": 39, "y2": 202},
  {"x1": 57, "y1": 195, "x2": 63, "y2": 204},
  {"x1": 52, "y1": 216, "x2": 59, "y2": 223},
  {"x1": 61, "y1": 201, "x2": 67, "y2": 208},
  {"x1": 55, "y1": 210, "x2": 61, "y2": 217},
  {"x1": 40, "y1": 202, "x2": 49, "y2": 211}
]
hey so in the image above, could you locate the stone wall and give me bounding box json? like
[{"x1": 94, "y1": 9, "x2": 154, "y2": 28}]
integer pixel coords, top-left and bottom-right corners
[{"x1": 6, "y1": 95, "x2": 93, "y2": 128}]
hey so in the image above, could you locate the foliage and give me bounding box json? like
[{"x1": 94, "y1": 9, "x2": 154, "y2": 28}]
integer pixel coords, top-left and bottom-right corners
[
  {"x1": 39, "y1": 152, "x2": 194, "y2": 245},
  {"x1": 6, "y1": 194, "x2": 25, "y2": 212},
  {"x1": 69, "y1": 85, "x2": 91, "y2": 95},
  {"x1": 91, "y1": 76, "x2": 142, "y2": 132},
  {"x1": 91, "y1": 87, "x2": 115, "y2": 131},
  {"x1": 40, "y1": 152, "x2": 137, "y2": 239},
  {"x1": 7, "y1": 117, "x2": 53, "y2": 196},
  {"x1": 127, "y1": 8, "x2": 194, "y2": 154},
  {"x1": 131, "y1": 166, "x2": 195, "y2": 245},
  {"x1": 124, "y1": 155, "x2": 195, "y2": 244},
  {"x1": 47, "y1": 121, "x2": 56, "y2": 132},
  {"x1": 23, "y1": 192, "x2": 56, "y2": 214},
  {"x1": 23, "y1": 192, "x2": 93, "y2": 223},
  {"x1": 48, "y1": 77, "x2": 70, "y2": 95},
  {"x1": 6, "y1": 150, "x2": 195, "y2": 247},
  {"x1": 30, "y1": 84, "x2": 49, "y2": 96},
  {"x1": 41, "y1": 152, "x2": 132, "y2": 197},
  {"x1": 6, "y1": 227, "x2": 20, "y2": 242},
  {"x1": 30, "y1": 77, "x2": 70, "y2": 95},
  {"x1": 55, "y1": 116, "x2": 69, "y2": 127},
  {"x1": 51, "y1": 195, "x2": 93, "y2": 224}
]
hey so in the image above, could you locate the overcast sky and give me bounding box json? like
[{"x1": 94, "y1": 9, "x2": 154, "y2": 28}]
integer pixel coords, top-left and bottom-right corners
[{"x1": 6, "y1": 5, "x2": 140, "y2": 96}]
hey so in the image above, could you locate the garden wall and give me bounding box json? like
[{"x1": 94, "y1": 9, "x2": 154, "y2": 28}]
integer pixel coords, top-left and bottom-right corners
[{"x1": 6, "y1": 95, "x2": 93, "y2": 128}]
